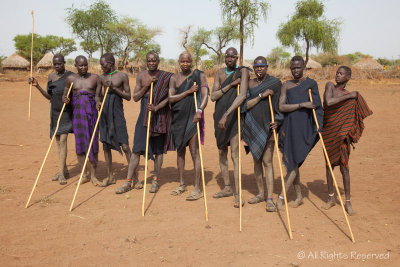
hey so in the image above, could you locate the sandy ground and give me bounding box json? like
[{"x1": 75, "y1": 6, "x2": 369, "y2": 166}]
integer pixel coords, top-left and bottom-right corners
[{"x1": 0, "y1": 75, "x2": 399, "y2": 266}]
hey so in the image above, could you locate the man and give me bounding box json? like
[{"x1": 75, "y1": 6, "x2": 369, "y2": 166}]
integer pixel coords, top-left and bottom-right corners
[
  {"x1": 242, "y1": 56, "x2": 282, "y2": 212},
  {"x1": 63, "y1": 55, "x2": 102, "y2": 186},
  {"x1": 29, "y1": 54, "x2": 73, "y2": 185},
  {"x1": 98, "y1": 53, "x2": 132, "y2": 186},
  {"x1": 321, "y1": 66, "x2": 372, "y2": 215},
  {"x1": 211, "y1": 47, "x2": 249, "y2": 208},
  {"x1": 116, "y1": 51, "x2": 174, "y2": 194},
  {"x1": 169, "y1": 51, "x2": 209, "y2": 201},
  {"x1": 276, "y1": 56, "x2": 323, "y2": 210}
]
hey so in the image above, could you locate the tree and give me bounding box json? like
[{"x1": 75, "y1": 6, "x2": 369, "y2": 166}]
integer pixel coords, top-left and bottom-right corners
[
  {"x1": 267, "y1": 47, "x2": 291, "y2": 68},
  {"x1": 220, "y1": 0, "x2": 269, "y2": 65},
  {"x1": 276, "y1": 0, "x2": 341, "y2": 66},
  {"x1": 66, "y1": 0, "x2": 117, "y2": 57},
  {"x1": 179, "y1": 26, "x2": 208, "y2": 67}
]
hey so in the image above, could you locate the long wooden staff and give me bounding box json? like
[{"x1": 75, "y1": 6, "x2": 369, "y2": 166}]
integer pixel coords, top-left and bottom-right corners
[
  {"x1": 308, "y1": 89, "x2": 355, "y2": 243},
  {"x1": 25, "y1": 83, "x2": 73, "y2": 208},
  {"x1": 193, "y1": 82, "x2": 209, "y2": 221},
  {"x1": 237, "y1": 85, "x2": 242, "y2": 231},
  {"x1": 268, "y1": 95, "x2": 293, "y2": 239},
  {"x1": 28, "y1": 10, "x2": 34, "y2": 120},
  {"x1": 69, "y1": 87, "x2": 110, "y2": 212},
  {"x1": 142, "y1": 82, "x2": 154, "y2": 216}
]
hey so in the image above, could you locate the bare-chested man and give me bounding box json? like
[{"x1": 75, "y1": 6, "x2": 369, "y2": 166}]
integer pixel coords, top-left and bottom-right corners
[
  {"x1": 62, "y1": 55, "x2": 102, "y2": 186},
  {"x1": 98, "y1": 53, "x2": 132, "y2": 186},
  {"x1": 276, "y1": 56, "x2": 323, "y2": 210},
  {"x1": 211, "y1": 47, "x2": 249, "y2": 208},
  {"x1": 116, "y1": 51, "x2": 174, "y2": 194},
  {"x1": 321, "y1": 66, "x2": 372, "y2": 215},
  {"x1": 29, "y1": 54, "x2": 73, "y2": 185},
  {"x1": 169, "y1": 52, "x2": 209, "y2": 201},
  {"x1": 242, "y1": 56, "x2": 282, "y2": 212}
]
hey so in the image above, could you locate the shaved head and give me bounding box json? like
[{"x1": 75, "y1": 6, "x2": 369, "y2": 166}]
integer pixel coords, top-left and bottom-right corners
[
  {"x1": 53, "y1": 54, "x2": 65, "y2": 63},
  {"x1": 253, "y1": 56, "x2": 268, "y2": 65},
  {"x1": 75, "y1": 55, "x2": 88, "y2": 64},
  {"x1": 179, "y1": 51, "x2": 192, "y2": 62},
  {"x1": 146, "y1": 51, "x2": 159, "y2": 61},
  {"x1": 225, "y1": 47, "x2": 238, "y2": 55}
]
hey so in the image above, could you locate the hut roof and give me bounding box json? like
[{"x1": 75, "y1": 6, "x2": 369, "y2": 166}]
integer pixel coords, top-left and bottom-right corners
[
  {"x1": 1, "y1": 54, "x2": 30, "y2": 69},
  {"x1": 352, "y1": 57, "x2": 384, "y2": 70},
  {"x1": 36, "y1": 53, "x2": 54, "y2": 68},
  {"x1": 306, "y1": 58, "x2": 322, "y2": 69}
]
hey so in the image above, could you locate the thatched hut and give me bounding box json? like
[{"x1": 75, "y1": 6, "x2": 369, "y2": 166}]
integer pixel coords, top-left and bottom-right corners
[
  {"x1": 353, "y1": 57, "x2": 384, "y2": 70},
  {"x1": 36, "y1": 52, "x2": 54, "y2": 71},
  {"x1": 1, "y1": 54, "x2": 30, "y2": 72},
  {"x1": 306, "y1": 58, "x2": 322, "y2": 69}
]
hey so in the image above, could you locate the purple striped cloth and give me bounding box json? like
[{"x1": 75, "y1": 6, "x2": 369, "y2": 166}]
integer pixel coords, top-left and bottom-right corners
[{"x1": 72, "y1": 91, "x2": 99, "y2": 163}]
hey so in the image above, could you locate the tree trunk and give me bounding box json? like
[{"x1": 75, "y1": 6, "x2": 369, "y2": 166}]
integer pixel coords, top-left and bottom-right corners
[
  {"x1": 239, "y1": 18, "x2": 244, "y2": 66},
  {"x1": 218, "y1": 52, "x2": 222, "y2": 65},
  {"x1": 305, "y1": 38, "x2": 310, "y2": 67}
]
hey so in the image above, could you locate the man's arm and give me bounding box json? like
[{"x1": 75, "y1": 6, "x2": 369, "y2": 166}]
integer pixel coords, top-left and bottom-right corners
[
  {"x1": 132, "y1": 73, "x2": 155, "y2": 102},
  {"x1": 279, "y1": 81, "x2": 315, "y2": 112},
  {"x1": 323, "y1": 82, "x2": 357, "y2": 107},
  {"x1": 62, "y1": 75, "x2": 73, "y2": 103},
  {"x1": 113, "y1": 73, "x2": 131, "y2": 101},
  {"x1": 168, "y1": 75, "x2": 198, "y2": 104},
  {"x1": 95, "y1": 76, "x2": 102, "y2": 109},
  {"x1": 29, "y1": 76, "x2": 51, "y2": 100},
  {"x1": 210, "y1": 70, "x2": 240, "y2": 102},
  {"x1": 246, "y1": 89, "x2": 274, "y2": 110}
]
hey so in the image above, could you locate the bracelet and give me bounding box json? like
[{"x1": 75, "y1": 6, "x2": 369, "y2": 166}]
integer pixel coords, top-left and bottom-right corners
[
  {"x1": 259, "y1": 93, "x2": 262, "y2": 99},
  {"x1": 298, "y1": 103, "x2": 301, "y2": 109},
  {"x1": 220, "y1": 88, "x2": 225, "y2": 94},
  {"x1": 197, "y1": 108, "x2": 203, "y2": 113}
]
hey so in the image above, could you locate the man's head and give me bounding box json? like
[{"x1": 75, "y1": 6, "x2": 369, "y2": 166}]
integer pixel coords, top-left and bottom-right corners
[
  {"x1": 253, "y1": 56, "x2": 268, "y2": 79},
  {"x1": 290, "y1": 56, "x2": 305, "y2": 80},
  {"x1": 178, "y1": 51, "x2": 192, "y2": 73},
  {"x1": 75, "y1": 55, "x2": 89, "y2": 76},
  {"x1": 53, "y1": 54, "x2": 65, "y2": 73},
  {"x1": 146, "y1": 51, "x2": 160, "y2": 71},
  {"x1": 100, "y1": 53, "x2": 115, "y2": 74},
  {"x1": 335, "y1": 66, "x2": 352, "y2": 84},
  {"x1": 225, "y1": 47, "x2": 238, "y2": 68}
]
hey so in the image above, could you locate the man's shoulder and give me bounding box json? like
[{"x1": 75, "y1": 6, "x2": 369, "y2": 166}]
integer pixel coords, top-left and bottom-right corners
[
  {"x1": 116, "y1": 71, "x2": 128, "y2": 79},
  {"x1": 48, "y1": 72, "x2": 57, "y2": 81}
]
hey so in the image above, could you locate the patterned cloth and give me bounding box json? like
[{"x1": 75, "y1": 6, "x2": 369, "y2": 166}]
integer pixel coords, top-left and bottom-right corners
[
  {"x1": 322, "y1": 92, "x2": 372, "y2": 167},
  {"x1": 242, "y1": 75, "x2": 282, "y2": 160},
  {"x1": 47, "y1": 71, "x2": 73, "y2": 138},
  {"x1": 278, "y1": 78, "x2": 323, "y2": 171},
  {"x1": 72, "y1": 91, "x2": 99, "y2": 163},
  {"x1": 170, "y1": 69, "x2": 204, "y2": 152}
]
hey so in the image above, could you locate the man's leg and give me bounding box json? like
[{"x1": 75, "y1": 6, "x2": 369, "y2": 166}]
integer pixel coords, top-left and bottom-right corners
[
  {"x1": 213, "y1": 146, "x2": 233, "y2": 198},
  {"x1": 171, "y1": 147, "x2": 187, "y2": 195},
  {"x1": 116, "y1": 152, "x2": 141, "y2": 194},
  {"x1": 149, "y1": 154, "x2": 163, "y2": 193},
  {"x1": 263, "y1": 140, "x2": 276, "y2": 211},
  {"x1": 88, "y1": 153, "x2": 102, "y2": 186},
  {"x1": 77, "y1": 154, "x2": 90, "y2": 184},
  {"x1": 54, "y1": 134, "x2": 69, "y2": 184},
  {"x1": 340, "y1": 165, "x2": 355, "y2": 215},
  {"x1": 322, "y1": 165, "x2": 336, "y2": 210},
  {"x1": 187, "y1": 134, "x2": 202, "y2": 200},
  {"x1": 103, "y1": 147, "x2": 114, "y2": 185},
  {"x1": 248, "y1": 158, "x2": 264, "y2": 204},
  {"x1": 121, "y1": 144, "x2": 132, "y2": 164},
  {"x1": 291, "y1": 166, "x2": 303, "y2": 208},
  {"x1": 230, "y1": 134, "x2": 243, "y2": 208},
  {"x1": 276, "y1": 165, "x2": 299, "y2": 210}
]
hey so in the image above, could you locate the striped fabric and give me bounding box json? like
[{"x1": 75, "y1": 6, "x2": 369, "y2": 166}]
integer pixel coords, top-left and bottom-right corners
[{"x1": 322, "y1": 93, "x2": 373, "y2": 167}]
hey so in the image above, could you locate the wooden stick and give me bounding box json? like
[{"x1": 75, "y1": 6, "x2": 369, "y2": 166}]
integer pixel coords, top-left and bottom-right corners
[
  {"x1": 28, "y1": 10, "x2": 34, "y2": 120},
  {"x1": 142, "y1": 82, "x2": 154, "y2": 216},
  {"x1": 308, "y1": 89, "x2": 355, "y2": 243},
  {"x1": 237, "y1": 85, "x2": 242, "y2": 231},
  {"x1": 193, "y1": 82, "x2": 209, "y2": 221},
  {"x1": 268, "y1": 95, "x2": 293, "y2": 239},
  {"x1": 25, "y1": 83, "x2": 73, "y2": 208},
  {"x1": 69, "y1": 87, "x2": 110, "y2": 212}
]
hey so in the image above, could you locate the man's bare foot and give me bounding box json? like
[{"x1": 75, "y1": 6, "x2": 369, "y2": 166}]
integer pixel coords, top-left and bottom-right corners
[
  {"x1": 213, "y1": 186, "x2": 233, "y2": 198},
  {"x1": 134, "y1": 179, "x2": 143, "y2": 190},
  {"x1": 345, "y1": 201, "x2": 356, "y2": 216},
  {"x1": 58, "y1": 173, "x2": 67, "y2": 185},
  {"x1": 149, "y1": 179, "x2": 159, "y2": 193},
  {"x1": 322, "y1": 195, "x2": 336, "y2": 210},
  {"x1": 276, "y1": 197, "x2": 285, "y2": 211},
  {"x1": 234, "y1": 195, "x2": 245, "y2": 208},
  {"x1": 171, "y1": 184, "x2": 187, "y2": 196},
  {"x1": 266, "y1": 198, "x2": 276, "y2": 212},
  {"x1": 91, "y1": 176, "x2": 103, "y2": 187},
  {"x1": 52, "y1": 173, "x2": 61, "y2": 181},
  {"x1": 290, "y1": 197, "x2": 303, "y2": 208},
  {"x1": 186, "y1": 191, "x2": 203, "y2": 201},
  {"x1": 80, "y1": 175, "x2": 90, "y2": 185},
  {"x1": 248, "y1": 194, "x2": 265, "y2": 204},
  {"x1": 102, "y1": 176, "x2": 116, "y2": 187},
  {"x1": 115, "y1": 181, "x2": 132, "y2": 194}
]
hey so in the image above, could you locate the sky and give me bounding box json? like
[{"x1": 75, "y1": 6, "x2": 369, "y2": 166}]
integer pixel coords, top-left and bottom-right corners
[{"x1": 1, "y1": 0, "x2": 399, "y2": 61}]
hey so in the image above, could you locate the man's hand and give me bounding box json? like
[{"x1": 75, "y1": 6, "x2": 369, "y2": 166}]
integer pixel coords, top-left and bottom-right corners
[
  {"x1": 96, "y1": 102, "x2": 101, "y2": 111},
  {"x1": 301, "y1": 101, "x2": 316, "y2": 109},
  {"x1": 218, "y1": 114, "x2": 228, "y2": 130},
  {"x1": 270, "y1": 122, "x2": 278, "y2": 130},
  {"x1": 62, "y1": 96, "x2": 70, "y2": 104},
  {"x1": 261, "y1": 89, "x2": 274, "y2": 99},
  {"x1": 349, "y1": 91, "x2": 358, "y2": 99},
  {"x1": 28, "y1": 77, "x2": 38, "y2": 87},
  {"x1": 188, "y1": 84, "x2": 199, "y2": 94},
  {"x1": 148, "y1": 104, "x2": 158, "y2": 113},
  {"x1": 230, "y1": 78, "x2": 241, "y2": 88},
  {"x1": 147, "y1": 77, "x2": 158, "y2": 88},
  {"x1": 193, "y1": 111, "x2": 202, "y2": 123}
]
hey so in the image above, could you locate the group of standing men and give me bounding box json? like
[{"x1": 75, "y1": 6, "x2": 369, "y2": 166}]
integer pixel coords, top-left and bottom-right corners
[{"x1": 29, "y1": 47, "x2": 372, "y2": 216}]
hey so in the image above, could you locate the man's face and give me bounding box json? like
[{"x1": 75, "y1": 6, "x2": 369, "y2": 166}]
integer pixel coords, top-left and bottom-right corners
[
  {"x1": 335, "y1": 68, "x2": 349, "y2": 84},
  {"x1": 179, "y1": 55, "x2": 192, "y2": 72},
  {"x1": 290, "y1": 60, "x2": 304, "y2": 80},
  {"x1": 146, "y1": 54, "x2": 159, "y2": 71},
  {"x1": 75, "y1": 58, "x2": 88, "y2": 76},
  {"x1": 253, "y1": 59, "x2": 268, "y2": 79},
  {"x1": 53, "y1": 57, "x2": 65, "y2": 73},
  {"x1": 100, "y1": 58, "x2": 113, "y2": 74},
  {"x1": 225, "y1": 50, "x2": 238, "y2": 68}
]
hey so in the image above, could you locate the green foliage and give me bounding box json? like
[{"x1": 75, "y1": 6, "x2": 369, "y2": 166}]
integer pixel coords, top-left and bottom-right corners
[
  {"x1": 377, "y1": 58, "x2": 399, "y2": 66},
  {"x1": 343, "y1": 53, "x2": 359, "y2": 64},
  {"x1": 311, "y1": 52, "x2": 342, "y2": 66},
  {"x1": 276, "y1": 0, "x2": 341, "y2": 65},
  {"x1": 266, "y1": 47, "x2": 291, "y2": 68},
  {"x1": 0, "y1": 55, "x2": 6, "y2": 65},
  {"x1": 203, "y1": 60, "x2": 215, "y2": 70},
  {"x1": 13, "y1": 33, "x2": 76, "y2": 64},
  {"x1": 220, "y1": 0, "x2": 269, "y2": 65},
  {"x1": 354, "y1": 51, "x2": 371, "y2": 59},
  {"x1": 66, "y1": 0, "x2": 117, "y2": 58}
]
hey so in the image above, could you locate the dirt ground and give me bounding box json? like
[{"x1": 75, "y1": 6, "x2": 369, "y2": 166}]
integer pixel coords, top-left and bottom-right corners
[{"x1": 0, "y1": 74, "x2": 399, "y2": 266}]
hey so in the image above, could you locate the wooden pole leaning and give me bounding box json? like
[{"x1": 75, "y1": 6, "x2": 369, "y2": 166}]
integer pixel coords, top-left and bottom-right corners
[
  {"x1": 308, "y1": 89, "x2": 355, "y2": 243},
  {"x1": 237, "y1": 85, "x2": 243, "y2": 231},
  {"x1": 193, "y1": 82, "x2": 209, "y2": 221},
  {"x1": 69, "y1": 87, "x2": 110, "y2": 212},
  {"x1": 28, "y1": 10, "x2": 34, "y2": 120},
  {"x1": 142, "y1": 82, "x2": 154, "y2": 216},
  {"x1": 268, "y1": 95, "x2": 293, "y2": 239},
  {"x1": 25, "y1": 83, "x2": 74, "y2": 208}
]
